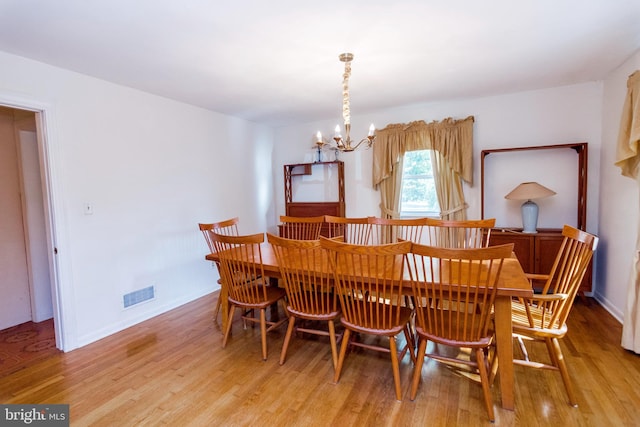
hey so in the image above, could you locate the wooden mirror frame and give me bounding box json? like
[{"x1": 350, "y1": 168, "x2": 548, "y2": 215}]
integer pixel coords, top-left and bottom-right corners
[{"x1": 480, "y1": 143, "x2": 588, "y2": 230}]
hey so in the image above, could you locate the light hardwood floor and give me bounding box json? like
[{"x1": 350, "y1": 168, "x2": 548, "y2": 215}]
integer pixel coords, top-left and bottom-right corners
[{"x1": 1, "y1": 294, "x2": 639, "y2": 426}]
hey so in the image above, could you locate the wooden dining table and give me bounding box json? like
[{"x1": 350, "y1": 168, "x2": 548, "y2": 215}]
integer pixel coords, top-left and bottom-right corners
[{"x1": 206, "y1": 241, "x2": 532, "y2": 410}]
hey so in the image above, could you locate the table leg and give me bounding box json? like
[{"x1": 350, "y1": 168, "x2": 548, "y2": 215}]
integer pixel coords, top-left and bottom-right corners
[
  {"x1": 494, "y1": 295, "x2": 515, "y2": 410},
  {"x1": 268, "y1": 276, "x2": 280, "y2": 320}
]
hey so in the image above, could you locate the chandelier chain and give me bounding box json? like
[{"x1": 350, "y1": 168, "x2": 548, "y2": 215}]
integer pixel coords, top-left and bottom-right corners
[{"x1": 342, "y1": 60, "x2": 351, "y2": 126}]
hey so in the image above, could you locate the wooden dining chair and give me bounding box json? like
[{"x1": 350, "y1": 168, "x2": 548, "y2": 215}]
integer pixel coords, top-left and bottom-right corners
[
  {"x1": 320, "y1": 236, "x2": 415, "y2": 401},
  {"x1": 368, "y1": 216, "x2": 429, "y2": 245},
  {"x1": 324, "y1": 215, "x2": 372, "y2": 244},
  {"x1": 406, "y1": 242, "x2": 514, "y2": 421},
  {"x1": 279, "y1": 215, "x2": 325, "y2": 240},
  {"x1": 199, "y1": 217, "x2": 240, "y2": 252},
  {"x1": 507, "y1": 224, "x2": 598, "y2": 407},
  {"x1": 424, "y1": 218, "x2": 496, "y2": 248},
  {"x1": 267, "y1": 233, "x2": 342, "y2": 369},
  {"x1": 198, "y1": 217, "x2": 240, "y2": 321},
  {"x1": 210, "y1": 232, "x2": 287, "y2": 361}
]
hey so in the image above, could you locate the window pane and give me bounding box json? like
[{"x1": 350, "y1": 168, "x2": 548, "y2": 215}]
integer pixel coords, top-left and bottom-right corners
[
  {"x1": 400, "y1": 150, "x2": 440, "y2": 216},
  {"x1": 403, "y1": 150, "x2": 433, "y2": 176}
]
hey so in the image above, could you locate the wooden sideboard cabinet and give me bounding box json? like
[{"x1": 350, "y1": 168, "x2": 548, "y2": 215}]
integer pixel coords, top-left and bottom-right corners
[{"x1": 488, "y1": 228, "x2": 593, "y2": 294}]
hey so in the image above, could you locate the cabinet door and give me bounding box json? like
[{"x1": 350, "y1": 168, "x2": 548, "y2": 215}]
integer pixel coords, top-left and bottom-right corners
[
  {"x1": 488, "y1": 231, "x2": 534, "y2": 274},
  {"x1": 534, "y1": 234, "x2": 563, "y2": 275}
]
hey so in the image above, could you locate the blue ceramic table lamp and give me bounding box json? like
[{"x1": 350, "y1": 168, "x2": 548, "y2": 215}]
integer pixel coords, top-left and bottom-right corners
[{"x1": 505, "y1": 182, "x2": 556, "y2": 233}]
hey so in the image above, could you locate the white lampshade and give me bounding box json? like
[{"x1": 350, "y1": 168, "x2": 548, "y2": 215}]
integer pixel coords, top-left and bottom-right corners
[
  {"x1": 505, "y1": 182, "x2": 556, "y2": 233},
  {"x1": 504, "y1": 182, "x2": 556, "y2": 201}
]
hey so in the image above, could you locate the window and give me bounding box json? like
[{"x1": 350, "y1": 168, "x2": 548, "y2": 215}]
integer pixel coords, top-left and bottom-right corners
[{"x1": 400, "y1": 150, "x2": 440, "y2": 217}]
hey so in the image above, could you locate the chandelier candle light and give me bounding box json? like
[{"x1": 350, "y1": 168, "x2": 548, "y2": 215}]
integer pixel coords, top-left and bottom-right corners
[
  {"x1": 505, "y1": 182, "x2": 556, "y2": 233},
  {"x1": 314, "y1": 53, "x2": 376, "y2": 155}
]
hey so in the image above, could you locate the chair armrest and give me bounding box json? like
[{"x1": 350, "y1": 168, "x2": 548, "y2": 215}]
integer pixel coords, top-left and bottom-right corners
[
  {"x1": 522, "y1": 293, "x2": 568, "y2": 304},
  {"x1": 516, "y1": 293, "x2": 569, "y2": 327},
  {"x1": 524, "y1": 273, "x2": 550, "y2": 293}
]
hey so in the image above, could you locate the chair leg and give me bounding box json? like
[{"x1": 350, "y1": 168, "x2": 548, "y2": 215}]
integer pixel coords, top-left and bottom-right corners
[
  {"x1": 489, "y1": 344, "x2": 499, "y2": 386},
  {"x1": 334, "y1": 329, "x2": 351, "y2": 383},
  {"x1": 517, "y1": 335, "x2": 530, "y2": 361},
  {"x1": 279, "y1": 316, "x2": 296, "y2": 365},
  {"x1": 389, "y1": 336, "x2": 403, "y2": 401},
  {"x1": 410, "y1": 337, "x2": 427, "y2": 400},
  {"x1": 222, "y1": 305, "x2": 236, "y2": 348},
  {"x1": 213, "y1": 295, "x2": 222, "y2": 321},
  {"x1": 328, "y1": 320, "x2": 339, "y2": 371},
  {"x1": 476, "y1": 348, "x2": 495, "y2": 422},
  {"x1": 243, "y1": 309, "x2": 255, "y2": 330},
  {"x1": 214, "y1": 275, "x2": 225, "y2": 322},
  {"x1": 549, "y1": 337, "x2": 578, "y2": 407},
  {"x1": 403, "y1": 325, "x2": 417, "y2": 364},
  {"x1": 260, "y1": 308, "x2": 268, "y2": 361}
]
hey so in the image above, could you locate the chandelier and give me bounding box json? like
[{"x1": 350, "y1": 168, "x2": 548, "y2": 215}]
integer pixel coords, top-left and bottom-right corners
[{"x1": 314, "y1": 53, "x2": 376, "y2": 157}]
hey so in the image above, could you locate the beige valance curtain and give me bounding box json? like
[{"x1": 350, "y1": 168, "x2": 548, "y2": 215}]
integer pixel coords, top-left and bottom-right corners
[
  {"x1": 372, "y1": 116, "x2": 474, "y2": 219},
  {"x1": 617, "y1": 70, "x2": 640, "y2": 354}
]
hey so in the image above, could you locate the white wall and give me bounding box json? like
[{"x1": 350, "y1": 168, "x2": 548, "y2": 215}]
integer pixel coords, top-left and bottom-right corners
[
  {"x1": 598, "y1": 50, "x2": 640, "y2": 320},
  {"x1": 274, "y1": 82, "x2": 602, "y2": 232},
  {"x1": 0, "y1": 51, "x2": 274, "y2": 350}
]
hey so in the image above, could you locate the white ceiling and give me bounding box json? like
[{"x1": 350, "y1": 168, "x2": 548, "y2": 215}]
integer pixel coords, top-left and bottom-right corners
[{"x1": 0, "y1": 0, "x2": 639, "y2": 127}]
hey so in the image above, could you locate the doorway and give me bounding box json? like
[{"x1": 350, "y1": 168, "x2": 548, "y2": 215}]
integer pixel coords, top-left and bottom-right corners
[{"x1": 0, "y1": 103, "x2": 60, "y2": 350}]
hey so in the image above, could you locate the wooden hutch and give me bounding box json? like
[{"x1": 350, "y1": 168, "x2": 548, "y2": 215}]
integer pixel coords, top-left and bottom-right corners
[{"x1": 282, "y1": 160, "x2": 345, "y2": 236}]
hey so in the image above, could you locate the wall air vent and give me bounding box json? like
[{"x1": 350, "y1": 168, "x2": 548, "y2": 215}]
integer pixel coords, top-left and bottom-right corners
[{"x1": 123, "y1": 285, "x2": 155, "y2": 308}]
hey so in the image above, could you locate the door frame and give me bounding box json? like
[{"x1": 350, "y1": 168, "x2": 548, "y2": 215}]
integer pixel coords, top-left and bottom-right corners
[{"x1": 0, "y1": 92, "x2": 72, "y2": 351}]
